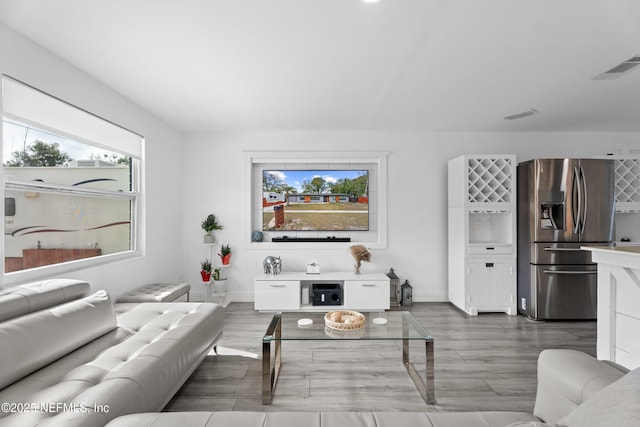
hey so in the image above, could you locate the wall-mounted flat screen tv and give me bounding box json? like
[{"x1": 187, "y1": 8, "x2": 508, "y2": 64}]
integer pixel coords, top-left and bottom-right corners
[{"x1": 262, "y1": 169, "x2": 369, "y2": 231}]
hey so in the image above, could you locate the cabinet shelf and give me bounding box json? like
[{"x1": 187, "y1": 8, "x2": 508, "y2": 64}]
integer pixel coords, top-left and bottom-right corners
[
  {"x1": 468, "y1": 242, "x2": 513, "y2": 255},
  {"x1": 468, "y1": 241, "x2": 512, "y2": 246},
  {"x1": 468, "y1": 211, "x2": 513, "y2": 246}
]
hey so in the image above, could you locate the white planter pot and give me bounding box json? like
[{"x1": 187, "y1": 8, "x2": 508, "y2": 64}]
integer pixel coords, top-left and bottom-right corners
[{"x1": 213, "y1": 280, "x2": 226, "y2": 293}]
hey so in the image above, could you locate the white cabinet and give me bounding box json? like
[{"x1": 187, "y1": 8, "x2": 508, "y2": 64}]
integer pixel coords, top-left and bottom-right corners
[
  {"x1": 466, "y1": 260, "x2": 516, "y2": 315},
  {"x1": 254, "y1": 272, "x2": 390, "y2": 312},
  {"x1": 613, "y1": 157, "x2": 640, "y2": 244},
  {"x1": 448, "y1": 154, "x2": 517, "y2": 315},
  {"x1": 343, "y1": 280, "x2": 389, "y2": 311},
  {"x1": 593, "y1": 155, "x2": 640, "y2": 243},
  {"x1": 611, "y1": 156, "x2": 640, "y2": 212},
  {"x1": 605, "y1": 156, "x2": 640, "y2": 243},
  {"x1": 254, "y1": 280, "x2": 300, "y2": 311}
]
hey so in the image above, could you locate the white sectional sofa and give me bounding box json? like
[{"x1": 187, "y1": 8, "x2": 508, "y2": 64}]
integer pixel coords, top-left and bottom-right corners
[
  {"x1": 0, "y1": 279, "x2": 224, "y2": 427},
  {"x1": 106, "y1": 349, "x2": 638, "y2": 427},
  {"x1": 3, "y1": 280, "x2": 639, "y2": 427}
]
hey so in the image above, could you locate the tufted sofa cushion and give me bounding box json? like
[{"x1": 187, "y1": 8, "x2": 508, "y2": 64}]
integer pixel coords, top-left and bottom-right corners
[
  {"x1": 105, "y1": 411, "x2": 541, "y2": 427},
  {"x1": 0, "y1": 301, "x2": 224, "y2": 427},
  {"x1": 0, "y1": 290, "x2": 116, "y2": 389},
  {"x1": 0, "y1": 278, "x2": 91, "y2": 322}
]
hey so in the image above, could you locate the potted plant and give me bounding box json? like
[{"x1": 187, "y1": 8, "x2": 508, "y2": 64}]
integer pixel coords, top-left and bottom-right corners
[
  {"x1": 218, "y1": 244, "x2": 231, "y2": 265},
  {"x1": 201, "y1": 214, "x2": 223, "y2": 244},
  {"x1": 212, "y1": 267, "x2": 227, "y2": 293},
  {"x1": 200, "y1": 259, "x2": 212, "y2": 282}
]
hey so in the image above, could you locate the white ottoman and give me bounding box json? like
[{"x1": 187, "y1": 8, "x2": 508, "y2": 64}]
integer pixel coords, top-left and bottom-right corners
[{"x1": 117, "y1": 282, "x2": 191, "y2": 303}]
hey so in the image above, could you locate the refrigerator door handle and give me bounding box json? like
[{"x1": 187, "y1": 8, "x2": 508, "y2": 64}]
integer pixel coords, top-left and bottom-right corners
[
  {"x1": 576, "y1": 166, "x2": 584, "y2": 233},
  {"x1": 542, "y1": 269, "x2": 598, "y2": 275},
  {"x1": 580, "y1": 165, "x2": 588, "y2": 234},
  {"x1": 543, "y1": 247, "x2": 584, "y2": 252},
  {"x1": 572, "y1": 166, "x2": 581, "y2": 234}
]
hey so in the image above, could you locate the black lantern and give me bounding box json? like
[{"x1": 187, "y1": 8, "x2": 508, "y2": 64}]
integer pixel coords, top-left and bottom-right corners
[
  {"x1": 401, "y1": 280, "x2": 413, "y2": 306},
  {"x1": 386, "y1": 268, "x2": 400, "y2": 307}
]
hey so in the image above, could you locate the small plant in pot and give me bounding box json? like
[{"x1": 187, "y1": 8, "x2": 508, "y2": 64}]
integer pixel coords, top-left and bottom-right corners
[
  {"x1": 201, "y1": 214, "x2": 223, "y2": 244},
  {"x1": 200, "y1": 259, "x2": 212, "y2": 282},
  {"x1": 218, "y1": 244, "x2": 231, "y2": 265}
]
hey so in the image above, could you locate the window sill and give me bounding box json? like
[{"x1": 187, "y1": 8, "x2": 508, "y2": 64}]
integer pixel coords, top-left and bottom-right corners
[{"x1": 2, "y1": 250, "x2": 142, "y2": 287}]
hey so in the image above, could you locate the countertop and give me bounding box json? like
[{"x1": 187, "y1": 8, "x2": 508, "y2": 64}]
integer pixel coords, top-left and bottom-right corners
[
  {"x1": 582, "y1": 244, "x2": 640, "y2": 268},
  {"x1": 582, "y1": 244, "x2": 640, "y2": 255}
]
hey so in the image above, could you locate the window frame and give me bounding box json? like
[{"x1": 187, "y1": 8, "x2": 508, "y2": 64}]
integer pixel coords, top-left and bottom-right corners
[
  {"x1": 1, "y1": 77, "x2": 143, "y2": 282},
  {"x1": 244, "y1": 151, "x2": 388, "y2": 249}
]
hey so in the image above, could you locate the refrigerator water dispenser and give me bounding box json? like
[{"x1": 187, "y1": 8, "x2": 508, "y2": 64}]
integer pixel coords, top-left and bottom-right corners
[{"x1": 540, "y1": 203, "x2": 564, "y2": 230}]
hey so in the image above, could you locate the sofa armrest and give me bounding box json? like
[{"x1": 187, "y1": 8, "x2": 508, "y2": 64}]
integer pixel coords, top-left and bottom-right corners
[{"x1": 533, "y1": 349, "x2": 627, "y2": 423}]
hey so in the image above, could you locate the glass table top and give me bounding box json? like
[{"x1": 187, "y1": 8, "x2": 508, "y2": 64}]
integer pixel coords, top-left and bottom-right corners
[{"x1": 264, "y1": 310, "x2": 433, "y2": 341}]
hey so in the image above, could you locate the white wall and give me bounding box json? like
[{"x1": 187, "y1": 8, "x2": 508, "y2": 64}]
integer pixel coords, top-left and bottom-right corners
[
  {"x1": 0, "y1": 23, "x2": 184, "y2": 297},
  {"x1": 182, "y1": 131, "x2": 640, "y2": 302},
  {"x1": 3, "y1": 20, "x2": 637, "y2": 304}
]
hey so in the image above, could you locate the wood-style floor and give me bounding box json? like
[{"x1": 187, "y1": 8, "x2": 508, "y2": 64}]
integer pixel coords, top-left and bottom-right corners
[{"x1": 165, "y1": 302, "x2": 596, "y2": 413}]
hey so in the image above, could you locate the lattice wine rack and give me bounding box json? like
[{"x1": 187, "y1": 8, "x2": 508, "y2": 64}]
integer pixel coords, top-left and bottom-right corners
[
  {"x1": 614, "y1": 158, "x2": 640, "y2": 205},
  {"x1": 467, "y1": 158, "x2": 513, "y2": 203}
]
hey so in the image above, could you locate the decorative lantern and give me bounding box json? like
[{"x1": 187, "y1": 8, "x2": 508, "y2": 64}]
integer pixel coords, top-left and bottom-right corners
[
  {"x1": 401, "y1": 280, "x2": 413, "y2": 306},
  {"x1": 386, "y1": 268, "x2": 400, "y2": 307}
]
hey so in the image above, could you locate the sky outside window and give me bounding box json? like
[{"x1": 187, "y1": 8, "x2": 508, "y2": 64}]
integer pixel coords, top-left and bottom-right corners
[{"x1": 3, "y1": 119, "x2": 123, "y2": 164}]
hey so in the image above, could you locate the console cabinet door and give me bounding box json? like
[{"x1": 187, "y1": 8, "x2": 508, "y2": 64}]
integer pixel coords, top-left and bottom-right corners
[
  {"x1": 344, "y1": 280, "x2": 390, "y2": 310},
  {"x1": 467, "y1": 260, "x2": 515, "y2": 311},
  {"x1": 254, "y1": 280, "x2": 299, "y2": 311}
]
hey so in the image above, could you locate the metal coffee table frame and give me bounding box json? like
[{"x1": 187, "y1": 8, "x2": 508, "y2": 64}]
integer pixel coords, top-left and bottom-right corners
[{"x1": 262, "y1": 311, "x2": 435, "y2": 405}]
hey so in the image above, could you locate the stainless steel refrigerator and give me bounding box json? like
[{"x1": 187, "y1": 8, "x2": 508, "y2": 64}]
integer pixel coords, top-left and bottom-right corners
[{"x1": 517, "y1": 158, "x2": 615, "y2": 320}]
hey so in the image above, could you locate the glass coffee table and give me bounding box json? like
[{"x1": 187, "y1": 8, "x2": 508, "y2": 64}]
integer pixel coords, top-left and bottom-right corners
[{"x1": 262, "y1": 311, "x2": 435, "y2": 405}]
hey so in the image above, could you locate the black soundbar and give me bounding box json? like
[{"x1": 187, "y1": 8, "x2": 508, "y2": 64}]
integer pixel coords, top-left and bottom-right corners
[{"x1": 272, "y1": 236, "x2": 351, "y2": 242}]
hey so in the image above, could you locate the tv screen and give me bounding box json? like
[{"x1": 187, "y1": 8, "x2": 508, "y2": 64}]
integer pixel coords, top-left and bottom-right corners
[{"x1": 262, "y1": 169, "x2": 369, "y2": 231}]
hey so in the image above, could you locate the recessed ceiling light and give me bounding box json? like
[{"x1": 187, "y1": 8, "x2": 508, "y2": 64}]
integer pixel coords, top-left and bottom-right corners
[{"x1": 362, "y1": 0, "x2": 382, "y2": 3}]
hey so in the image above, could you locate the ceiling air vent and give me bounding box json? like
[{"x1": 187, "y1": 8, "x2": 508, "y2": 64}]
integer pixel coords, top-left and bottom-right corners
[
  {"x1": 593, "y1": 56, "x2": 640, "y2": 80},
  {"x1": 504, "y1": 108, "x2": 538, "y2": 121}
]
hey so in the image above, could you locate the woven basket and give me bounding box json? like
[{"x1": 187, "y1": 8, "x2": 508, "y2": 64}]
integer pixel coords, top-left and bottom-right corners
[
  {"x1": 324, "y1": 326, "x2": 366, "y2": 339},
  {"x1": 324, "y1": 310, "x2": 365, "y2": 331}
]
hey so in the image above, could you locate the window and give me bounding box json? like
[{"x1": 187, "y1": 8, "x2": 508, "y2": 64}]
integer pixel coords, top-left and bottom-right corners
[
  {"x1": 4, "y1": 198, "x2": 15, "y2": 216},
  {"x1": 2, "y1": 76, "x2": 143, "y2": 274}
]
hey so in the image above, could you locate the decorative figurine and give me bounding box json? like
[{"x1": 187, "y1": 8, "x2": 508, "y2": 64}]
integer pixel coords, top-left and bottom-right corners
[
  {"x1": 272, "y1": 257, "x2": 282, "y2": 275},
  {"x1": 263, "y1": 256, "x2": 282, "y2": 275}
]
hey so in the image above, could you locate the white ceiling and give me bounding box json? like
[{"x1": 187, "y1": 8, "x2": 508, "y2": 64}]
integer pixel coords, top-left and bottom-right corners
[{"x1": 1, "y1": 0, "x2": 640, "y2": 133}]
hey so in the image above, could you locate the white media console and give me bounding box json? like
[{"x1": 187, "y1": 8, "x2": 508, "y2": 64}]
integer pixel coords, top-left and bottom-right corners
[{"x1": 254, "y1": 271, "x2": 390, "y2": 311}]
